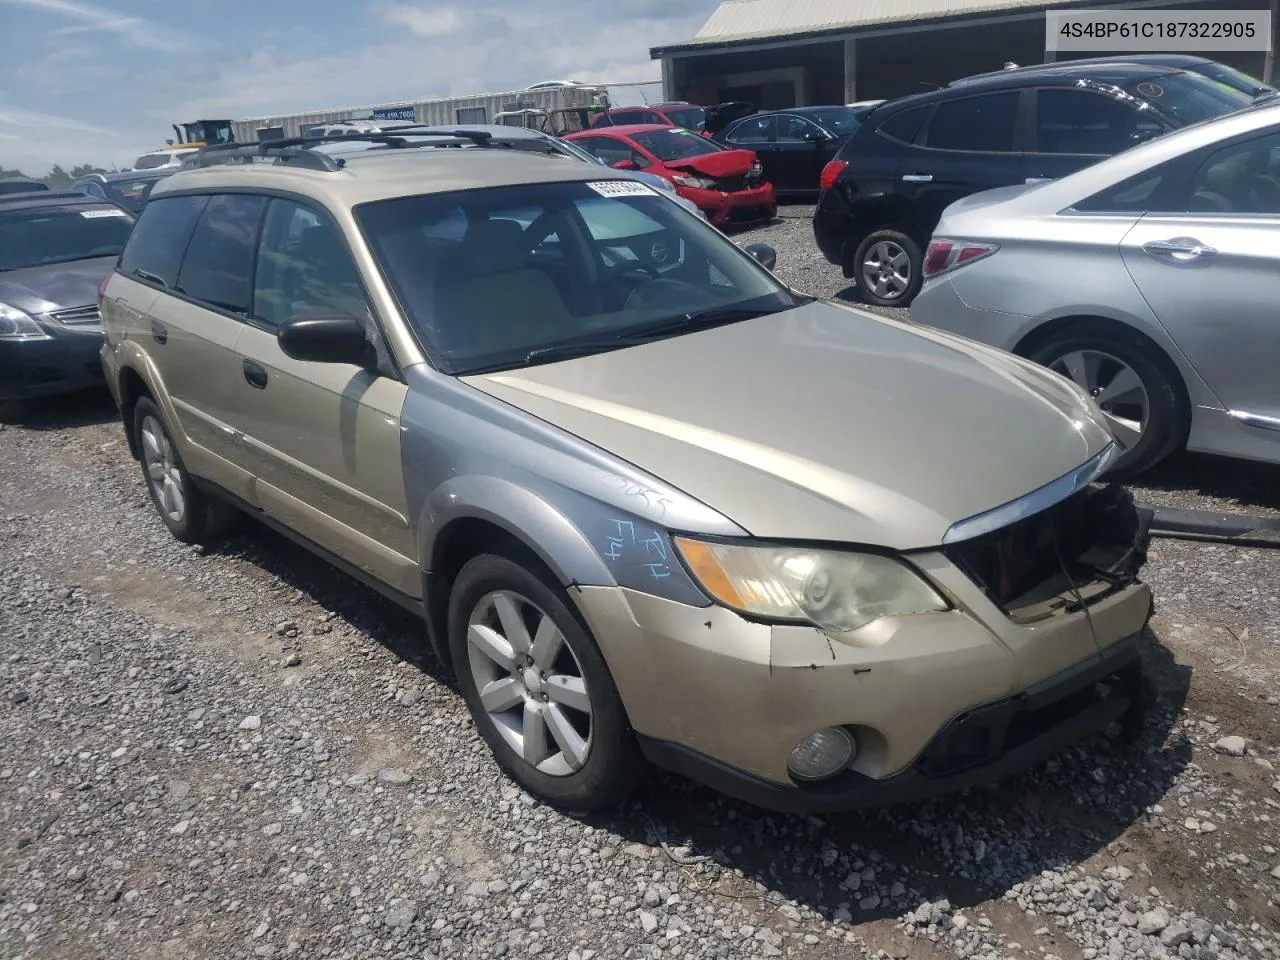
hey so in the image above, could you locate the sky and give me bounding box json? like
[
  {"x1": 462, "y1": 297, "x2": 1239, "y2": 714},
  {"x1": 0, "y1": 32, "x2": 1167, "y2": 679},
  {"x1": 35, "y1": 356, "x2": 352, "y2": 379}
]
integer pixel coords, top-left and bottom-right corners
[{"x1": 0, "y1": 0, "x2": 718, "y2": 175}]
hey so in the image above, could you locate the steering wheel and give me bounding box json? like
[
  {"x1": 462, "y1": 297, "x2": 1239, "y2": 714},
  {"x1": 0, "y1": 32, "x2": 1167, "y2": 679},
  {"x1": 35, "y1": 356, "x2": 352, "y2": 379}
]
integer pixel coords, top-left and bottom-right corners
[{"x1": 603, "y1": 259, "x2": 660, "y2": 281}]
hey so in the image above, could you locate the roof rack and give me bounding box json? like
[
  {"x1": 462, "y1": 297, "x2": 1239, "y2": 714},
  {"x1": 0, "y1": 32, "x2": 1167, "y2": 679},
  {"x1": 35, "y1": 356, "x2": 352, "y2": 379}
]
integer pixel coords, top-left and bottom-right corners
[
  {"x1": 184, "y1": 128, "x2": 499, "y2": 171},
  {"x1": 0, "y1": 189, "x2": 104, "y2": 206}
]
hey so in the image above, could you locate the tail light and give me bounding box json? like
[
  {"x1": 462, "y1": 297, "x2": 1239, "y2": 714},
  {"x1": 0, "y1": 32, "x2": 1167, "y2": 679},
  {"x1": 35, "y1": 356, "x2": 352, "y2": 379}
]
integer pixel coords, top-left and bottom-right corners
[
  {"x1": 922, "y1": 238, "x2": 999, "y2": 279},
  {"x1": 819, "y1": 160, "x2": 848, "y2": 192}
]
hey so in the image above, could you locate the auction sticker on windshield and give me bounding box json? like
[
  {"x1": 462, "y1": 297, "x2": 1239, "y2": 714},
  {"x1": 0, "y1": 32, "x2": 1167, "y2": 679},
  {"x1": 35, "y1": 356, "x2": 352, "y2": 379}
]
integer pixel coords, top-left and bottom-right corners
[
  {"x1": 586, "y1": 181, "x2": 659, "y2": 198},
  {"x1": 80, "y1": 209, "x2": 130, "y2": 218}
]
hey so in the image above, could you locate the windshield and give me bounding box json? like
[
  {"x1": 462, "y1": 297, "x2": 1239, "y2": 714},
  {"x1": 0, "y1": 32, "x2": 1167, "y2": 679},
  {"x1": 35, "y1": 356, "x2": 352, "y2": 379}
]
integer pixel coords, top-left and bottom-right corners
[
  {"x1": 802, "y1": 107, "x2": 864, "y2": 135},
  {"x1": 663, "y1": 107, "x2": 707, "y2": 131},
  {"x1": 1194, "y1": 62, "x2": 1273, "y2": 96},
  {"x1": 631, "y1": 129, "x2": 721, "y2": 162},
  {"x1": 356, "y1": 180, "x2": 798, "y2": 375},
  {"x1": 1124, "y1": 72, "x2": 1253, "y2": 125},
  {"x1": 105, "y1": 177, "x2": 165, "y2": 213},
  {"x1": 0, "y1": 206, "x2": 134, "y2": 270}
]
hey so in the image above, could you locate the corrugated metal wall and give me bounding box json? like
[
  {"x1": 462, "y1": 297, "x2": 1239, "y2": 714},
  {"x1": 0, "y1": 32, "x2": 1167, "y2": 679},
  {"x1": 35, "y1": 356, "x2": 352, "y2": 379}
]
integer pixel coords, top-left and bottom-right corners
[{"x1": 232, "y1": 86, "x2": 597, "y2": 141}]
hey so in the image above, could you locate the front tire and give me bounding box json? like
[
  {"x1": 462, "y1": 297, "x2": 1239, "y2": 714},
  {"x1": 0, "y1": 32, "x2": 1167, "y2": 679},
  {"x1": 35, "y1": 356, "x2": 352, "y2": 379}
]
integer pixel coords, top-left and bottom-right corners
[
  {"x1": 853, "y1": 229, "x2": 922, "y2": 307},
  {"x1": 133, "y1": 396, "x2": 236, "y2": 544},
  {"x1": 1029, "y1": 325, "x2": 1185, "y2": 477},
  {"x1": 448, "y1": 552, "x2": 642, "y2": 812}
]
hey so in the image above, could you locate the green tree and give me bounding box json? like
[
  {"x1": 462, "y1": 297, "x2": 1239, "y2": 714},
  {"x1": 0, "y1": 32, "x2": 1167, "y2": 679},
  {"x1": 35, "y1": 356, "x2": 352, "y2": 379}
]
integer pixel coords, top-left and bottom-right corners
[
  {"x1": 41, "y1": 165, "x2": 72, "y2": 189},
  {"x1": 69, "y1": 163, "x2": 107, "y2": 179},
  {"x1": 0, "y1": 165, "x2": 30, "y2": 180}
]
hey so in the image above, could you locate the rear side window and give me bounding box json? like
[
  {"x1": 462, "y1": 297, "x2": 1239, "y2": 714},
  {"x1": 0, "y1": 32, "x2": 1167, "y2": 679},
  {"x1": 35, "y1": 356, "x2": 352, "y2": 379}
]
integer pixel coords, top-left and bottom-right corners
[
  {"x1": 726, "y1": 115, "x2": 777, "y2": 144},
  {"x1": 118, "y1": 194, "x2": 208, "y2": 287},
  {"x1": 925, "y1": 92, "x2": 1020, "y2": 152},
  {"x1": 175, "y1": 194, "x2": 266, "y2": 313},
  {"x1": 876, "y1": 106, "x2": 929, "y2": 145},
  {"x1": 1074, "y1": 170, "x2": 1168, "y2": 213}
]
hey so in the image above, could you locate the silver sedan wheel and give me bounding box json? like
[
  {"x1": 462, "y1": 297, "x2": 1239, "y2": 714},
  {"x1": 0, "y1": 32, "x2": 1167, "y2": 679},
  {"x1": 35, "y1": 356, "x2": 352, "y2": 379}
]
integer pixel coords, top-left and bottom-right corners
[
  {"x1": 140, "y1": 415, "x2": 186, "y2": 524},
  {"x1": 1050, "y1": 349, "x2": 1150, "y2": 449},
  {"x1": 466, "y1": 590, "x2": 592, "y2": 777},
  {"x1": 861, "y1": 240, "x2": 911, "y2": 300}
]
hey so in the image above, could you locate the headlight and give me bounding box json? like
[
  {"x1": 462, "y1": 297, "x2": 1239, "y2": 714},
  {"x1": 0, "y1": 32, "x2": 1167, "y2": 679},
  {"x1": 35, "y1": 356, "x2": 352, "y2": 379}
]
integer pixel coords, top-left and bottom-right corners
[
  {"x1": 0, "y1": 303, "x2": 51, "y2": 341},
  {"x1": 673, "y1": 537, "x2": 947, "y2": 632},
  {"x1": 672, "y1": 174, "x2": 716, "y2": 190}
]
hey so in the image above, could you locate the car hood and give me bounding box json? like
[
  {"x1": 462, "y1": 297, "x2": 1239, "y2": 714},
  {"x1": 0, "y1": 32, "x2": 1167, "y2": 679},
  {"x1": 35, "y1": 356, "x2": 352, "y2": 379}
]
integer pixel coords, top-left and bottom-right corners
[
  {"x1": 664, "y1": 149, "x2": 757, "y2": 179},
  {"x1": 464, "y1": 300, "x2": 1114, "y2": 549},
  {"x1": 0, "y1": 256, "x2": 116, "y2": 315}
]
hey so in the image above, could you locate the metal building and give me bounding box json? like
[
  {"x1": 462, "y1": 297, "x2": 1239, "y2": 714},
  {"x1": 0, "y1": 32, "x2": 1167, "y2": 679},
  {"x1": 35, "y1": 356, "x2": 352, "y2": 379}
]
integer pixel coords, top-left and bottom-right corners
[
  {"x1": 651, "y1": 0, "x2": 1274, "y2": 108},
  {"x1": 232, "y1": 85, "x2": 601, "y2": 142}
]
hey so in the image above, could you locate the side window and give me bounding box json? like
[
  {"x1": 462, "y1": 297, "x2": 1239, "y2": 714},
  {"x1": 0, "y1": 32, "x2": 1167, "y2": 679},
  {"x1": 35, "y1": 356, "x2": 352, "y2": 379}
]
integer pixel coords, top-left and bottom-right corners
[
  {"x1": 1034, "y1": 89, "x2": 1144, "y2": 156},
  {"x1": 924, "y1": 92, "x2": 1020, "y2": 153},
  {"x1": 876, "y1": 106, "x2": 929, "y2": 145},
  {"x1": 175, "y1": 194, "x2": 265, "y2": 313},
  {"x1": 726, "y1": 115, "x2": 776, "y2": 144},
  {"x1": 1171, "y1": 132, "x2": 1280, "y2": 215},
  {"x1": 1074, "y1": 169, "x2": 1170, "y2": 214},
  {"x1": 253, "y1": 198, "x2": 370, "y2": 328},
  {"x1": 588, "y1": 138, "x2": 645, "y2": 169},
  {"x1": 615, "y1": 110, "x2": 663, "y2": 125},
  {"x1": 118, "y1": 194, "x2": 209, "y2": 288},
  {"x1": 777, "y1": 115, "x2": 822, "y2": 142}
]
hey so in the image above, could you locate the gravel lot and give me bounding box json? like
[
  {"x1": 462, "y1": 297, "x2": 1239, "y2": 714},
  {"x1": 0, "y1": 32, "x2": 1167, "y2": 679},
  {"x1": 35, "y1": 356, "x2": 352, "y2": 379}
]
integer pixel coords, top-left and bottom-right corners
[{"x1": 3, "y1": 206, "x2": 1280, "y2": 960}]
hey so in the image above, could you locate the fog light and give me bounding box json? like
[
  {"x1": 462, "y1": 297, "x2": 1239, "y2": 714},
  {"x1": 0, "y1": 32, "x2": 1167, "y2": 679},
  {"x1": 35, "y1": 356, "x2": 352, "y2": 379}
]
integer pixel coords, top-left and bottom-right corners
[{"x1": 787, "y1": 727, "x2": 856, "y2": 782}]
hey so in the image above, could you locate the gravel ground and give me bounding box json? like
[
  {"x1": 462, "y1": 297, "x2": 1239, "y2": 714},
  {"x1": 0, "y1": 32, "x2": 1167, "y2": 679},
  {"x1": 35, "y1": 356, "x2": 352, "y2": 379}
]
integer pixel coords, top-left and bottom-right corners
[{"x1": 3, "y1": 213, "x2": 1280, "y2": 960}]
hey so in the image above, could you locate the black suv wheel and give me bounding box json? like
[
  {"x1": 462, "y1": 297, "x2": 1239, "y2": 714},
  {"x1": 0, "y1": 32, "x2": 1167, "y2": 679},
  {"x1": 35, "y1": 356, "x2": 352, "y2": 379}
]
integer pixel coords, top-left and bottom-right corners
[{"x1": 854, "y1": 229, "x2": 922, "y2": 307}]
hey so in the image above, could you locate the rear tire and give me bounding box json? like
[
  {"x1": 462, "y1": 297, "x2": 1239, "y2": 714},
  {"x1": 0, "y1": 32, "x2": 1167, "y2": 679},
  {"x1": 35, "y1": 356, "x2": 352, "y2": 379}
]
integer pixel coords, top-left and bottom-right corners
[
  {"x1": 133, "y1": 396, "x2": 236, "y2": 544},
  {"x1": 853, "y1": 229, "x2": 922, "y2": 308},
  {"x1": 1029, "y1": 325, "x2": 1185, "y2": 477},
  {"x1": 448, "y1": 552, "x2": 642, "y2": 812}
]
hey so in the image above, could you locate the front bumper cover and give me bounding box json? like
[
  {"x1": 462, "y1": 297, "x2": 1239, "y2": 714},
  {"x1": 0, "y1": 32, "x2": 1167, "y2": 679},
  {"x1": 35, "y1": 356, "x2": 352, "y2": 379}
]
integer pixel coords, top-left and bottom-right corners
[{"x1": 638, "y1": 631, "x2": 1147, "y2": 814}]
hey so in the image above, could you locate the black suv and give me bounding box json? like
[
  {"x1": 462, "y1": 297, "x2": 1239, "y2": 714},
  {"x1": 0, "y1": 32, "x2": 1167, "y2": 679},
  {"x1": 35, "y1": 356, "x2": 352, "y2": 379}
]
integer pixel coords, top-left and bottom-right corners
[{"x1": 813, "y1": 62, "x2": 1255, "y2": 307}]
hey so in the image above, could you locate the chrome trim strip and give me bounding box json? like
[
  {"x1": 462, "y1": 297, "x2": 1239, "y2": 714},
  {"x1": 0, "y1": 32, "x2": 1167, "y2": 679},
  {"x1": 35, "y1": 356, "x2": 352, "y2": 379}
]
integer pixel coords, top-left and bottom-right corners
[
  {"x1": 941, "y1": 443, "x2": 1116, "y2": 545},
  {"x1": 1229, "y1": 410, "x2": 1280, "y2": 434}
]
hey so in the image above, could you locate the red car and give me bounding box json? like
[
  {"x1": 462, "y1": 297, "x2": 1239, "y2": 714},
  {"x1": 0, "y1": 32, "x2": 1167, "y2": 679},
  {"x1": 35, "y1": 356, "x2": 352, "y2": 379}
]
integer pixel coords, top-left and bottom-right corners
[
  {"x1": 566, "y1": 125, "x2": 777, "y2": 228},
  {"x1": 592, "y1": 101, "x2": 756, "y2": 138}
]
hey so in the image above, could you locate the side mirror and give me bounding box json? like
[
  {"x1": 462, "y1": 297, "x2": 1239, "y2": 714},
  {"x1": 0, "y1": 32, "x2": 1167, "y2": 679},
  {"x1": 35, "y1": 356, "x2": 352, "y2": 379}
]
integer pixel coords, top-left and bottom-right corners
[
  {"x1": 277, "y1": 314, "x2": 369, "y2": 365},
  {"x1": 611, "y1": 158, "x2": 637, "y2": 170},
  {"x1": 803, "y1": 130, "x2": 831, "y2": 144},
  {"x1": 744, "y1": 243, "x2": 777, "y2": 270}
]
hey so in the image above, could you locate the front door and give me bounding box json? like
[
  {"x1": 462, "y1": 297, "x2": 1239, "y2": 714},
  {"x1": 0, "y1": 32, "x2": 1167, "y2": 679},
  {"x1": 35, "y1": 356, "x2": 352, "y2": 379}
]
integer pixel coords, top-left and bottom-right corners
[
  {"x1": 1120, "y1": 128, "x2": 1280, "y2": 430},
  {"x1": 721, "y1": 115, "x2": 781, "y2": 185},
  {"x1": 905, "y1": 90, "x2": 1026, "y2": 234},
  {"x1": 771, "y1": 115, "x2": 830, "y2": 191},
  {"x1": 226, "y1": 196, "x2": 418, "y2": 597}
]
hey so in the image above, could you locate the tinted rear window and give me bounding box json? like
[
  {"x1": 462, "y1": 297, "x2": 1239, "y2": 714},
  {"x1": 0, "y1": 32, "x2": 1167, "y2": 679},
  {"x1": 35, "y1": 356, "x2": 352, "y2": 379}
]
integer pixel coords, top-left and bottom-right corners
[
  {"x1": 118, "y1": 195, "x2": 208, "y2": 287},
  {"x1": 876, "y1": 106, "x2": 929, "y2": 145},
  {"x1": 663, "y1": 107, "x2": 706, "y2": 131},
  {"x1": 106, "y1": 177, "x2": 165, "y2": 211},
  {"x1": 926, "y1": 92, "x2": 1020, "y2": 152},
  {"x1": 0, "y1": 205, "x2": 134, "y2": 271},
  {"x1": 132, "y1": 154, "x2": 173, "y2": 170},
  {"x1": 175, "y1": 194, "x2": 266, "y2": 313}
]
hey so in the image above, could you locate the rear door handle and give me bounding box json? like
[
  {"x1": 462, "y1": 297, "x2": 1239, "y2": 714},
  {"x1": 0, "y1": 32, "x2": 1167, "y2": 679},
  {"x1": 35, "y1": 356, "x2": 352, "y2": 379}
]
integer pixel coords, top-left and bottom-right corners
[
  {"x1": 1143, "y1": 237, "x2": 1217, "y2": 262},
  {"x1": 150, "y1": 319, "x2": 168, "y2": 345},
  {"x1": 1025, "y1": 177, "x2": 1053, "y2": 184},
  {"x1": 902, "y1": 173, "x2": 933, "y2": 182},
  {"x1": 242, "y1": 359, "x2": 269, "y2": 389}
]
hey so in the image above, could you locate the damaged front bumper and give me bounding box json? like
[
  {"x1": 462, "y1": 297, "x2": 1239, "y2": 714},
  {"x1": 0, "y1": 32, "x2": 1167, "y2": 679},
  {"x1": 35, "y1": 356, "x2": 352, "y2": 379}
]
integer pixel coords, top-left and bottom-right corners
[{"x1": 572, "y1": 483, "x2": 1156, "y2": 813}]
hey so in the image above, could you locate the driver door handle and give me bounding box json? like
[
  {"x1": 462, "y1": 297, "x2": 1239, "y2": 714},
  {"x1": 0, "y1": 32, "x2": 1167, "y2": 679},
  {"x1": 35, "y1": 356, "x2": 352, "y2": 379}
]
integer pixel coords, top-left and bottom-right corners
[
  {"x1": 242, "y1": 359, "x2": 269, "y2": 390},
  {"x1": 1143, "y1": 238, "x2": 1217, "y2": 262},
  {"x1": 902, "y1": 173, "x2": 933, "y2": 182}
]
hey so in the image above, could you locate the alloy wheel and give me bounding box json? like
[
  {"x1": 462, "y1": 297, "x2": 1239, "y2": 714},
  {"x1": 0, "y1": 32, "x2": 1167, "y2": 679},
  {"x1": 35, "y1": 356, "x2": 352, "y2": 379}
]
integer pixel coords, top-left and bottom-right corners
[
  {"x1": 861, "y1": 240, "x2": 911, "y2": 300},
  {"x1": 466, "y1": 590, "x2": 592, "y2": 777},
  {"x1": 140, "y1": 415, "x2": 186, "y2": 524},
  {"x1": 1050, "y1": 348, "x2": 1150, "y2": 449}
]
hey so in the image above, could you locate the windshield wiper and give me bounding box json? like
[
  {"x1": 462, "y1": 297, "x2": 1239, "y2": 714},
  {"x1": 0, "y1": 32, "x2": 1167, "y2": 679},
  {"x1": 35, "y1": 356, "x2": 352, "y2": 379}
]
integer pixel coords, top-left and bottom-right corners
[{"x1": 622, "y1": 304, "x2": 790, "y2": 341}]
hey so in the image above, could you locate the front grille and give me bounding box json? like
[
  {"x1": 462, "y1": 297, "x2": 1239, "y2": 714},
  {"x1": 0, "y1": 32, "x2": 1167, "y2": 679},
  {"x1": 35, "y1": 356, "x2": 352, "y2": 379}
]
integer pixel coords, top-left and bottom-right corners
[
  {"x1": 944, "y1": 483, "x2": 1151, "y2": 615},
  {"x1": 716, "y1": 176, "x2": 762, "y2": 193},
  {"x1": 48, "y1": 305, "x2": 101, "y2": 326},
  {"x1": 727, "y1": 205, "x2": 771, "y2": 222}
]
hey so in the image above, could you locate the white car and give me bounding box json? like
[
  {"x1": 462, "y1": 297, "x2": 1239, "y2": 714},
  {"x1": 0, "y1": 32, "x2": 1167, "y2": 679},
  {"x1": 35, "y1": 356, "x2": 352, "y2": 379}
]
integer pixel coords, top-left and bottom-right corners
[{"x1": 130, "y1": 148, "x2": 200, "y2": 171}]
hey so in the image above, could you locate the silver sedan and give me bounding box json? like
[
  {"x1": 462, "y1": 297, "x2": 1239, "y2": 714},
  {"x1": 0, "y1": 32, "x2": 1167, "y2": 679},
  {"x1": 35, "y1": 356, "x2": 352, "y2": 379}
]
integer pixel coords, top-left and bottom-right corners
[{"x1": 912, "y1": 100, "x2": 1280, "y2": 475}]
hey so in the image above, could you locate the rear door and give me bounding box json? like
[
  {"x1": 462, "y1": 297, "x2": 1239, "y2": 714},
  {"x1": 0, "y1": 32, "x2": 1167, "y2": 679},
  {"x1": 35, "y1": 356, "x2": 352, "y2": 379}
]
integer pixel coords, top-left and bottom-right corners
[
  {"x1": 721, "y1": 115, "x2": 781, "y2": 183},
  {"x1": 115, "y1": 193, "x2": 256, "y2": 495},
  {"x1": 226, "y1": 196, "x2": 418, "y2": 597},
  {"x1": 1025, "y1": 86, "x2": 1167, "y2": 183},
  {"x1": 1120, "y1": 127, "x2": 1280, "y2": 427},
  {"x1": 906, "y1": 90, "x2": 1026, "y2": 234}
]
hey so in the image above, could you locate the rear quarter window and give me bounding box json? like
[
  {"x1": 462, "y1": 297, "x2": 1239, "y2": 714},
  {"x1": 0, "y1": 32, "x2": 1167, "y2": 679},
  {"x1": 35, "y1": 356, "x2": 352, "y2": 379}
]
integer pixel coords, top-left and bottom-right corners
[{"x1": 118, "y1": 195, "x2": 209, "y2": 288}]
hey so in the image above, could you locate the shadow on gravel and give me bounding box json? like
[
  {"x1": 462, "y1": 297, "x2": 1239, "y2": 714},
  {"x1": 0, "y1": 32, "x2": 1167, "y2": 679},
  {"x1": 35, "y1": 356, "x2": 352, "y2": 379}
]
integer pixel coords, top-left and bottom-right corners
[
  {"x1": 0, "y1": 389, "x2": 120, "y2": 430},
  {"x1": 1133, "y1": 449, "x2": 1280, "y2": 514},
  {"x1": 595, "y1": 629, "x2": 1192, "y2": 927}
]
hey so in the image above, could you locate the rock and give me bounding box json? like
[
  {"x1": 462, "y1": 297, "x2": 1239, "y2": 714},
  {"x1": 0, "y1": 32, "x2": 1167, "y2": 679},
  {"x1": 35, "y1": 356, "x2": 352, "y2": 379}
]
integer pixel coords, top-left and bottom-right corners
[
  {"x1": 262, "y1": 823, "x2": 283, "y2": 837},
  {"x1": 67, "y1": 866, "x2": 87, "y2": 883},
  {"x1": 643, "y1": 886, "x2": 662, "y2": 907},
  {"x1": 385, "y1": 899, "x2": 417, "y2": 930},
  {"x1": 859, "y1": 893, "x2": 881, "y2": 911},
  {"x1": 622, "y1": 843, "x2": 652, "y2": 860},
  {"x1": 465, "y1": 881, "x2": 489, "y2": 897},
  {"x1": 639, "y1": 911, "x2": 658, "y2": 934},
  {"x1": 238, "y1": 715, "x2": 262, "y2": 731},
  {"x1": 283, "y1": 653, "x2": 302, "y2": 668},
  {"x1": 1162, "y1": 923, "x2": 1193, "y2": 948},
  {"x1": 377, "y1": 768, "x2": 411, "y2": 785},
  {"x1": 345, "y1": 774, "x2": 370, "y2": 787},
  {"x1": 834, "y1": 906, "x2": 853, "y2": 923},
  {"x1": 1198, "y1": 821, "x2": 1217, "y2": 834},
  {"x1": 1138, "y1": 907, "x2": 1171, "y2": 936},
  {"x1": 396, "y1": 687, "x2": 422, "y2": 707},
  {"x1": 1270, "y1": 865, "x2": 1280, "y2": 880},
  {"x1": 275, "y1": 620, "x2": 297, "y2": 636},
  {"x1": 1212, "y1": 736, "x2": 1247, "y2": 757}
]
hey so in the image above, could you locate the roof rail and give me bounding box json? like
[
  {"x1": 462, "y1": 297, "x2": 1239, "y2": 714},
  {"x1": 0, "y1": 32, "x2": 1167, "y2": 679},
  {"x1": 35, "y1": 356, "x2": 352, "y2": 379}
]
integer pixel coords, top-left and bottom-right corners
[
  {"x1": 0, "y1": 189, "x2": 103, "y2": 205},
  {"x1": 184, "y1": 128, "x2": 501, "y2": 171}
]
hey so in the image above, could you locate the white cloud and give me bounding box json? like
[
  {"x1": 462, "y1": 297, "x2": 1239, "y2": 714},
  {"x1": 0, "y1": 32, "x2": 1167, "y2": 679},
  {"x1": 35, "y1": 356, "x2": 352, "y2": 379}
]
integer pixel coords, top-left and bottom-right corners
[
  {"x1": 0, "y1": 0, "x2": 190, "y2": 51},
  {"x1": 378, "y1": 3, "x2": 466, "y2": 37}
]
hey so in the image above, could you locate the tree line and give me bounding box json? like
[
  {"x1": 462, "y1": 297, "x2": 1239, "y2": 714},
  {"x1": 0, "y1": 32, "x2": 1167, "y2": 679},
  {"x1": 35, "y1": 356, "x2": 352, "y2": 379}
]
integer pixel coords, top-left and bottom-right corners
[{"x1": 0, "y1": 163, "x2": 115, "y2": 189}]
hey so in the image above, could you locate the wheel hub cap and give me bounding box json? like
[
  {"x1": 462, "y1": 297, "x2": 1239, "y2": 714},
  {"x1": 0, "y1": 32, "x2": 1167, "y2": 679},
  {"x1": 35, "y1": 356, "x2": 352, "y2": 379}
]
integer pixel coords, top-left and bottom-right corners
[{"x1": 522, "y1": 667, "x2": 543, "y2": 697}]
